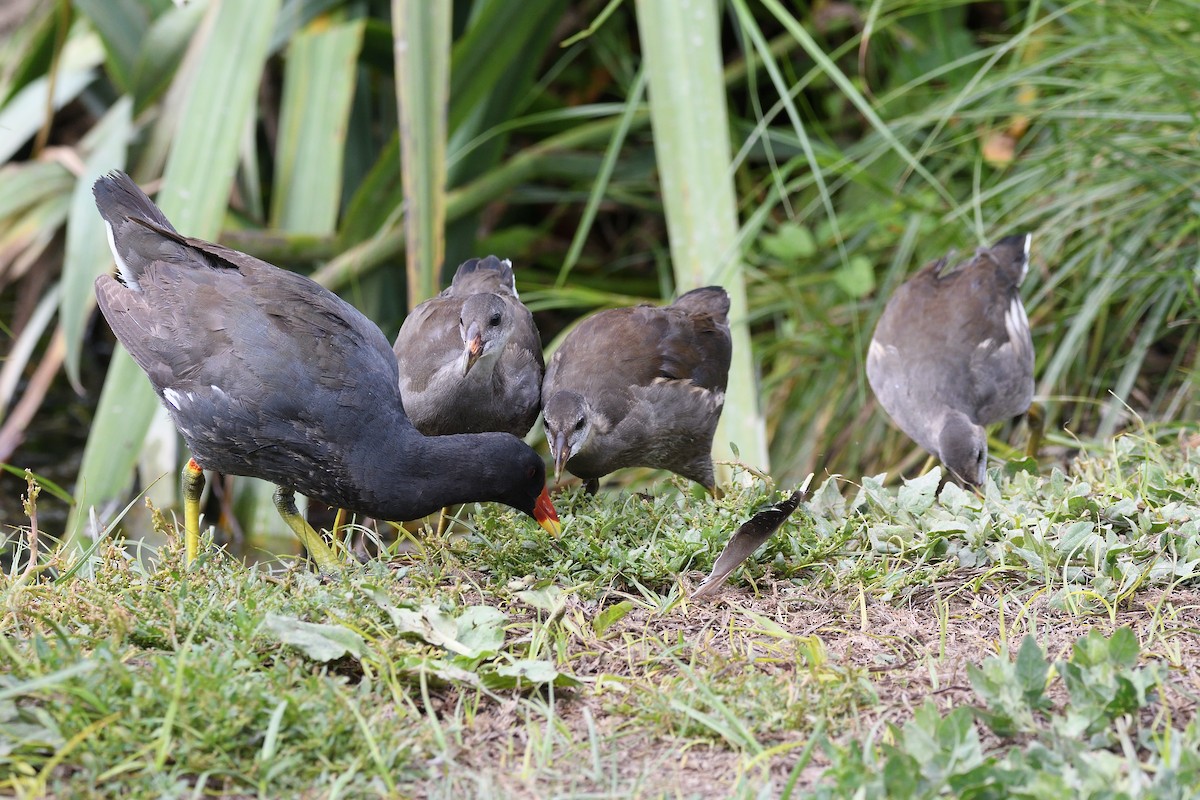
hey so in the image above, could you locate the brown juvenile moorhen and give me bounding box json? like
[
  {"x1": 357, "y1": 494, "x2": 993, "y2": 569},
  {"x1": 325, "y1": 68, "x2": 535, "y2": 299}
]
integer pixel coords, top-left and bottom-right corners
[
  {"x1": 866, "y1": 234, "x2": 1035, "y2": 486},
  {"x1": 92, "y1": 171, "x2": 560, "y2": 568},
  {"x1": 541, "y1": 286, "x2": 732, "y2": 494},
  {"x1": 393, "y1": 256, "x2": 543, "y2": 437}
]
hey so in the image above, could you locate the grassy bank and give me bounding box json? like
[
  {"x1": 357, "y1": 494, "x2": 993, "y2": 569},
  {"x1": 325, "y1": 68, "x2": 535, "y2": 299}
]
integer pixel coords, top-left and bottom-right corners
[{"x1": 3, "y1": 437, "x2": 1199, "y2": 797}]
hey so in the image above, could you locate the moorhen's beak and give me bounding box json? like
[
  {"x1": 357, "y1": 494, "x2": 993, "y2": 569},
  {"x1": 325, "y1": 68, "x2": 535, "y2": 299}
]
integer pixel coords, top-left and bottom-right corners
[
  {"x1": 461, "y1": 323, "x2": 483, "y2": 376},
  {"x1": 533, "y1": 485, "x2": 561, "y2": 536},
  {"x1": 551, "y1": 431, "x2": 569, "y2": 482}
]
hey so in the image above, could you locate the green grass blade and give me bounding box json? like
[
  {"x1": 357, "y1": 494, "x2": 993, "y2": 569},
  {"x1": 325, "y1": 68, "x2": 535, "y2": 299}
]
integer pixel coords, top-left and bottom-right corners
[
  {"x1": 555, "y1": 70, "x2": 646, "y2": 288},
  {"x1": 756, "y1": 0, "x2": 955, "y2": 209},
  {"x1": 393, "y1": 0, "x2": 450, "y2": 307},
  {"x1": 270, "y1": 15, "x2": 365, "y2": 233},
  {"x1": 633, "y1": 0, "x2": 769, "y2": 474}
]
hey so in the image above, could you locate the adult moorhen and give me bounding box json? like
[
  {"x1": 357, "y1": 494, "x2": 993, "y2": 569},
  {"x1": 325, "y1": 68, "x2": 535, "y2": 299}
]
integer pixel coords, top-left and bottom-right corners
[
  {"x1": 92, "y1": 171, "x2": 560, "y2": 568},
  {"x1": 393, "y1": 256, "x2": 543, "y2": 438},
  {"x1": 542, "y1": 286, "x2": 732, "y2": 494},
  {"x1": 866, "y1": 234, "x2": 1035, "y2": 486}
]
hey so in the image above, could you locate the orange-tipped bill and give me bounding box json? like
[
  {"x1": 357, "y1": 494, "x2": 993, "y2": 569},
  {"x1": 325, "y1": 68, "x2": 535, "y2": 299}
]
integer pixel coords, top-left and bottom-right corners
[
  {"x1": 534, "y1": 485, "x2": 561, "y2": 536},
  {"x1": 461, "y1": 330, "x2": 483, "y2": 375}
]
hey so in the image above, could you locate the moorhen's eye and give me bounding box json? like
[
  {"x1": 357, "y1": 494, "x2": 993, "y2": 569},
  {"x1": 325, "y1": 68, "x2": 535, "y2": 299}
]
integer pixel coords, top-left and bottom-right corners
[
  {"x1": 526, "y1": 466, "x2": 537, "y2": 478},
  {"x1": 489, "y1": 313, "x2": 502, "y2": 327}
]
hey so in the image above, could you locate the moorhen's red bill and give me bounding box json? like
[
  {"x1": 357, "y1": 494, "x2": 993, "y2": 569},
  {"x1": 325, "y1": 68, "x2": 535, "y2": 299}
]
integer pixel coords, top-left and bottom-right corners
[
  {"x1": 866, "y1": 234, "x2": 1035, "y2": 486},
  {"x1": 393, "y1": 256, "x2": 543, "y2": 437},
  {"x1": 92, "y1": 171, "x2": 560, "y2": 567},
  {"x1": 542, "y1": 286, "x2": 732, "y2": 494}
]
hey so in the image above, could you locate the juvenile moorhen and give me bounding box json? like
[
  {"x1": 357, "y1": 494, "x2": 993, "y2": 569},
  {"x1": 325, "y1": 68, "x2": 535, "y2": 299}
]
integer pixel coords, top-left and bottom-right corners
[
  {"x1": 93, "y1": 171, "x2": 560, "y2": 568},
  {"x1": 542, "y1": 286, "x2": 732, "y2": 494},
  {"x1": 393, "y1": 256, "x2": 543, "y2": 437},
  {"x1": 866, "y1": 234, "x2": 1035, "y2": 486}
]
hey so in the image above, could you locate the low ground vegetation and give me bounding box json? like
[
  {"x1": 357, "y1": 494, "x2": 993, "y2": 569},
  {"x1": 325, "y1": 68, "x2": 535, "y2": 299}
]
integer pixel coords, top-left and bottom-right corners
[{"x1": 3, "y1": 436, "x2": 1199, "y2": 797}]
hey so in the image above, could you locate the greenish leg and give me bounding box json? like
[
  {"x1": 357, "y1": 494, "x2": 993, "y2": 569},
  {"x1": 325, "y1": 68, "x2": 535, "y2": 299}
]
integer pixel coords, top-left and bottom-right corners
[
  {"x1": 1025, "y1": 402, "x2": 1045, "y2": 459},
  {"x1": 272, "y1": 486, "x2": 340, "y2": 571},
  {"x1": 182, "y1": 458, "x2": 205, "y2": 564}
]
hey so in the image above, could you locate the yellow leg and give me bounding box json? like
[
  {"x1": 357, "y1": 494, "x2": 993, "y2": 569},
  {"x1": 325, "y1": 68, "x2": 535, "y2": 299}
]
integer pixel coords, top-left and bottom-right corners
[
  {"x1": 436, "y1": 505, "x2": 456, "y2": 536},
  {"x1": 272, "y1": 486, "x2": 340, "y2": 571},
  {"x1": 182, "y1": 458, "x2": 205, "y2": 564},
  {"x1": 1025, "y1": 402, "x2": 1045, "y2": 459}
]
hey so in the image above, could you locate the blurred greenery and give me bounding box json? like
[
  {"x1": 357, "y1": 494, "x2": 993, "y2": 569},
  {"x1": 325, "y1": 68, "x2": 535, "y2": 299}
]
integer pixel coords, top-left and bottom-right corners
[{"x1": 0, "y1": 0, "x2": 1197, "y2": 551}]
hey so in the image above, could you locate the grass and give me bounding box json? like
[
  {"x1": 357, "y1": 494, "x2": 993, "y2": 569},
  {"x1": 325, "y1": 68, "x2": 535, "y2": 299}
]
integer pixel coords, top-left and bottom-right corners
[{"x1": 4, "y1": 436, "x2": 1200, "y2": 798}]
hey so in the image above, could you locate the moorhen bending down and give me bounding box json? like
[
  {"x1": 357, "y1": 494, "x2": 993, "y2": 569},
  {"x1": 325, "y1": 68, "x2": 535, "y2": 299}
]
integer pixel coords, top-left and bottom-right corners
[
  {"x1": 393, "y1": 256, "x2": 543, "y2": 437},
  {"x1": 541, "y1": 286, "x2": 732, "y2": 494},
  {"x1": 866, "y1": 234, "x2": 1035, "y2": 486},
  {"x1": 92, "y1": 171, "x2": 560, "y2": 568}
]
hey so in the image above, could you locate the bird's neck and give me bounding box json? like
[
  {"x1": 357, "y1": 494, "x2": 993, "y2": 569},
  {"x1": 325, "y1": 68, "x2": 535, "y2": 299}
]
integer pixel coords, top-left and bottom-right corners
[{"x1": 353, "y1": 418, "x2": 518, "y2": 520}]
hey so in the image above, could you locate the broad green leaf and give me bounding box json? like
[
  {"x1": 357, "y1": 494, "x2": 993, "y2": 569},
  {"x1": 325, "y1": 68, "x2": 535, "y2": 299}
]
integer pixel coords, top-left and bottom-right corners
[
  {"x1": 130, "y1": 0, "x2": 206, "y2": 114},
  {"x1": 270, "y1": 15, "x2": 365, "y2": 233},
  {"x1": 454, "y1": 606, "x2": 507, "y2": 659},
  {"x1": 516, "y1": 585, "x2": 566, "y2": 613},
  {"x1": 70, "y1": 0, "x2": 282, "y2": 549},
  {"x1": 61, "y1": 97, "x2": 133, "y2": 391},
  {"x1": 385, "y1": 604, "x2": 469, "y2": 655},
  {"x1": 271, "y1": 0, "x2": 345, "y2": 52},
  {"x1": 0, "y1": 3, "x2": 63, "y2": 105},
  {"x1": 447, "y1": 0, "x2": 569, "y2": 137},
  {"x1": 0, "y1": 67, "x2": 97, "y2": 164},
  {"x1": 486, "y1": 658, "x2": 581, "y2": 690},
  {"x1": 261, "y1": 613, "x2": 366, "y2": 662},
  {"x1": 0, "y1": 162, "x2": 72, "y2": 220},
  {"x1": 74, "y1": 0, "x2": 168, "y2": 93},
  {"x1": 761, "y1": 223, "x2": 817, "y2": 260},
  {"x1": 833, "y1": 255, "x2": 876, "y2": 299},
  {"x1": 156, "y1": 0, "x2": 281, "y2": 230},
  {"x1": 634, "y1": 0, "x2": 768, "y2": 476},
  {"x1": 1015, "y1": 635, "x2": 1048, "y2": 704},
  {"x1": 897, "y1": 467, "x2": 940, "y2": 514},
  {"x1": 393, "y1": 0, "x2": 450, "y2": 307},
  {"x1": 592, "y1": 600, "x2": 634, "y2": 636}
]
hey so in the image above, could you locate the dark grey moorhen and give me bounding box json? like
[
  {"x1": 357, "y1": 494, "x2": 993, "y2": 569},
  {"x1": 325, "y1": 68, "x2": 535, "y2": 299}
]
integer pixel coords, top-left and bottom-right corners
[
  {"x1": 542, "y1": 286, "x2": 732, "y2": 494},
  {"x1": 393, "y1": 256, "x2": 543, "y2": 437},
  {"x1": 866, "y1": 234, "x2": 1034, "y2": 486},
  {"x1": 92, "y1": 171, "x2": 560, "y2": 568}
]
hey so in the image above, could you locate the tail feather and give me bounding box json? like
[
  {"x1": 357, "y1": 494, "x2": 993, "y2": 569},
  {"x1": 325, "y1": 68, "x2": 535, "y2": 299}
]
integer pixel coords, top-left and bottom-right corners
[
  {"x1": 671, "y1": 286, "x2": 730, "y2": 319},
  {"x1": 448, "y1": 255, "x2": 516, "y2": 296},
  {"x1": 93, "y1": 171, "x2": 181, "y2": 289},
  {"x1": 92, "y1": 171, "x2": 177, "y2": 233},
  {"x1": 987, "y1": 233, "x2": 1031, "y2": 285}
]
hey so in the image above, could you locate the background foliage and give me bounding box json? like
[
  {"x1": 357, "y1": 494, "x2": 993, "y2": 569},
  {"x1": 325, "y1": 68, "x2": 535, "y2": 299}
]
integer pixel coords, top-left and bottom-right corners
[{"x1": 0, "y1": 0, "x2": 1197, "y2": 547}]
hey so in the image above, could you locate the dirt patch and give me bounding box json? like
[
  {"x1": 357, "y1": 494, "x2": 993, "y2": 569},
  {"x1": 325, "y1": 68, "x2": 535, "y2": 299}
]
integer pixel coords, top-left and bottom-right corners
[{"x1": 422, "y1": 578, "x2": 1200, "y2": 798}]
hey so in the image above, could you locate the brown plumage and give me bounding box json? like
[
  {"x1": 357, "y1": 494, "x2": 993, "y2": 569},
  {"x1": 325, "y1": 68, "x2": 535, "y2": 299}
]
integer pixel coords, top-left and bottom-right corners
[
  {"x1": 866, "y1": 234, "x2": 1035, "y2": 486},
  {"x1": 393, "y1": 256, "x2": 543, "y2": 437},
  {"x1": 542, "y1": 286, "x2": 732, "y2": 493}
]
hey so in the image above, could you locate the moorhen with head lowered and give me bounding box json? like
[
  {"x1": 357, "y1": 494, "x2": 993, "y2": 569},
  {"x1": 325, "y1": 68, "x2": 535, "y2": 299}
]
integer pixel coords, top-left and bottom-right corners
[
  {"x1": 867, "y1": 234, "x2": 1035, "y2": 486},
  {"x1": 393, "y1": 256, "x2": 543, "y2": 438},
  {"x1": 542, "y1": 286, "x2": 732, "y2": 494},
  {"x1": 93, "y1": 171, "x2": 560, "y2": 568}
]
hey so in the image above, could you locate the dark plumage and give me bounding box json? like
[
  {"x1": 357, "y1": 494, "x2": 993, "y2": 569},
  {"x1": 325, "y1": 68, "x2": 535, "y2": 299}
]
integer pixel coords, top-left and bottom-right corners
[
  {"x1": 866, "y1": 234, "x2": 1035, "y2": 486},
  {"x1": 393, "y1": 256, "x2": 543, "y2": 437},
  {"x1": 542, "y1": 286, "x2": 732, "y2": 493},
  {"x1": 93, "y1": 171, "x2": 559, "y2": 567}
]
